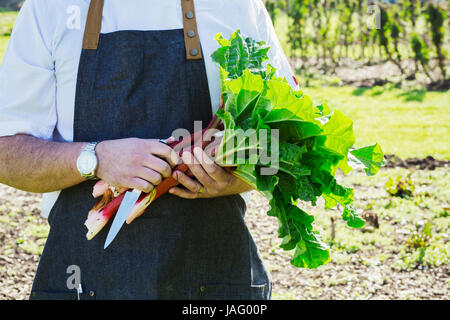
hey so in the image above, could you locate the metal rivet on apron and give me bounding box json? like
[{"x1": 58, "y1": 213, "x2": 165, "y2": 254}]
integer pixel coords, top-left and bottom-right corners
[
  {"x1": 199, "y1": 285, "x2": 206, "y2": 292},
  {"x1": 89, "y1": 291, "x2": 95, "y2": 297},
  {"x1": 187, "y1": 30, "x2": 196, "y2": 38},
  {"x1": 190, "y1": 49, "x2": 199, "y2": 56},
  {"x1": 185, "y1": 11, "x2": 194, "y2": 19}
]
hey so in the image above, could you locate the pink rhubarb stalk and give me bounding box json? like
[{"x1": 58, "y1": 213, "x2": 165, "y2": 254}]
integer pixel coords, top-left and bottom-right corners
[{"x1": 85, "y1": 190, "x2": 125, "y2": 240}]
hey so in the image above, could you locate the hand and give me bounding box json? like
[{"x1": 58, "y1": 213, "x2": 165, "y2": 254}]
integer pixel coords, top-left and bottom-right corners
[
  {"x1": 168, "y1": 147, "x2": 253, "y2": 199},
  {"x1": 96, "y1": 138, "x2": 180, "y2": 193}
]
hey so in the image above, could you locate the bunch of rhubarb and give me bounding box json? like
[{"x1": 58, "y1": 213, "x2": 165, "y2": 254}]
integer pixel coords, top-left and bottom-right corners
[{"x1": 85, "y1": 30, "x2": 385, "y2": 269}]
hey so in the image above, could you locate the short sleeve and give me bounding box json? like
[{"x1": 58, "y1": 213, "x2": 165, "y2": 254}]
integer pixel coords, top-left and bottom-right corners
[
  {"x1": 253, "y1": 0, "x2": 299, "y2": 90},
  {"x1": 0, "y1": 0, "x2": 57, "y2": 140}
]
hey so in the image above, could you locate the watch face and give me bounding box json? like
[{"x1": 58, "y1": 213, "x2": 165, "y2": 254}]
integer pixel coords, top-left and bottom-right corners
[{"x1": 77, "y1": 152, "x2": 97, "y2": 175}]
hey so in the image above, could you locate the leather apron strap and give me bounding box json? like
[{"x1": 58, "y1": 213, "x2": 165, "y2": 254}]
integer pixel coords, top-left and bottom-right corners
[
  {"x1": 180, "y1": 0, "x2": 203, "y2": 60},
  {"x1": 82, "y1": 0, "x2": 105, "y2": 50},
  {"x1": 82, "y1": 0, "x2": 203, "y2": 60}
]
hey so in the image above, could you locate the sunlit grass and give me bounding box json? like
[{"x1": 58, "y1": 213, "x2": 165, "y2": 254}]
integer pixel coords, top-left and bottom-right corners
[
  {"x1": 0, "y1": 10, "x2": 17, "y2": 62},
  {"x1": 303, "y1": 85, "x2": 450, "y2": 160}
]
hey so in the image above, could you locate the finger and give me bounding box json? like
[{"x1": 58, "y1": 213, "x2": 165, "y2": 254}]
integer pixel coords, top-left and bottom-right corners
[
  {"x1": 164, "y1": 136, "x2": 177, "y2": 144},
  {"x1": 92, "y1": 180, "x2": 110, "y2": 198},
  {"x1": 172, "y1": 170, "x2": 203, "y2": 193},
  {"x1": 142, "y1": 154, "x2": 172, "y2": 178},
  {"x1": 168, "y1": 187, "x2": 199, "y2": 199},
  {"x1": 193, "y1": 147, "x2": 228, "y2": 182},
  {"x1": 182, "y1": 151, "x2": 216, "y2": 187},
  {"x1": 148, "y1": 140, "x2": 181, "y2": 167},
  {"x1": 129, "y1": 177, "x2": 154, "y2": 193},
  {"x1": 137, "y1": 167, "x2": 162, "y2": 186},
  {"x1": 204, "y1": 138, "x2": 221, "y2": 159}
]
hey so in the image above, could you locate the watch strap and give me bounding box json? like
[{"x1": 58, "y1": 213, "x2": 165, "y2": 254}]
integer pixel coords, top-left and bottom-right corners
[
  {"x1": 84, "y1": 142, "x2": 98, "y2": 153},
  {"x1": 80, "y1": 142, "x2": 99, "y2": 180}
]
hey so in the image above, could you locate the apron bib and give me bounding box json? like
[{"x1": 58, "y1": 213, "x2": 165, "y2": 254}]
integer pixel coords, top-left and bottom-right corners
[{"x1": 30, "y1": 0, "x2": 271, "y2": 300}]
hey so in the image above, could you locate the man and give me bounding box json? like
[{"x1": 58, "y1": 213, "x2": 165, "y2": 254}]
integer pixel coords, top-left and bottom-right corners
[{"x1": 0, "y1": 0, "x2": 297, "y2": 299}]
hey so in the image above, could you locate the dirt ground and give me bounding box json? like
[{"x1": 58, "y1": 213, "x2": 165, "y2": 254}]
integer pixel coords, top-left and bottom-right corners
[
  {"x1": 291, "y1": 57, "x2": 450, "y2": 90},
  {"x1": 0, "y1": 166, "x2": 448, "y2": 300}
]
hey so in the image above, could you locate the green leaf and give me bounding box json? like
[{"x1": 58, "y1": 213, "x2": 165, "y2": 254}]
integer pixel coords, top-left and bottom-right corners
[
  {"x1": 211, "y1": 30, "x2": 270, "y2": 79},
  {"x1": 276, "y1": 142, "x2": 310, "y2": 178},
  {"x1": 349, "y1": 143, "x2": 386, "y2": 176},
  {"x1": 322, "y1": 180, "x2": 354, "y2": 209},
  {"x1": 319, "y1": 110, "x2": 355, "y2": 157},
  {"x1": 342, "y1": 205, "x2": 366, "y2": 229}
]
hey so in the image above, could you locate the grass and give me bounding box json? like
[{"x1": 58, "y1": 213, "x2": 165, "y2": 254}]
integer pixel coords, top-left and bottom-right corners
[
  {"x1": 302, "y1": 84, "x2": 450, "y2": 160},
  {"x1": 273, "y1": 11, "x2": 450, "y2": 160},
  {"x1": 0, "y1": 10, "x2": 17, "y2": 62}
]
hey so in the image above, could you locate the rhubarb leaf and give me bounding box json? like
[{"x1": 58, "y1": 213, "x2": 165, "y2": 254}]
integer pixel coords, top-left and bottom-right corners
[
  {"x1": 350, "y1": 143, "x2": 386, "y2": 176},
  {"x1": 342, "y1": 205, "x2": 366, "y2": 229},
  {"x1": 211, "y1": 30, "x2": 270, "y2": 79},
  {"x1": 210, "y1": 30, "x2": 384, "y2": 270}
]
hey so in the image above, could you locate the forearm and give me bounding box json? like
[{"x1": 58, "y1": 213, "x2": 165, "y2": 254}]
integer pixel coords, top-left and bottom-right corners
[{"x1": 0, "y1": 134, "x2": 87, "y2": 193}]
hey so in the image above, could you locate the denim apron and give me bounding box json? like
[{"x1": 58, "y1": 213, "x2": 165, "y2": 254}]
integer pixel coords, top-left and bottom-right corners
[{"x1": 30, "y1": 0, "x2": 271, "y2": 300}]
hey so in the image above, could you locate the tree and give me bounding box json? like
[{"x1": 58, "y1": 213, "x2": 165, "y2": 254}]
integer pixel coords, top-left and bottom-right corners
[
  {"x1": 425, "y1": 3, "x2": 447, "y2": 82},
  {"x1": 411, "y1": 33, "x2": 433, "y2": 82},
  {"x1": 377, "y1": 5, "x2": 405, "y2": 76}
]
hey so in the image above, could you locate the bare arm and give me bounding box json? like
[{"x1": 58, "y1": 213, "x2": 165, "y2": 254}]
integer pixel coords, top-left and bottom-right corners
[
  {"x1": 0, "y1": 134, "x2": 87, "y2": 193},
  {"x1": 0, "y1": 134, "x2": 180, "y2": 194}
]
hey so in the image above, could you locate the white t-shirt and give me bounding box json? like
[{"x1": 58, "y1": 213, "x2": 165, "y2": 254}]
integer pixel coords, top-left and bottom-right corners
[{"x1": 0, "y1": 0, "x2": 297, "y2": 218}]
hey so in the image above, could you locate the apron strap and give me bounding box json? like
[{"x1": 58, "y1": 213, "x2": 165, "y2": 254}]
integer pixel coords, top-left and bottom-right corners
[
  {"x1": 181, "y1": 0, "x2": 203, "y2": 60},
  {"x1": 82, "y1": 0, "x2": 202, "y2": 60},
  {"x1": 82, "y1": 0, "x2": 105, "y2": 50}
]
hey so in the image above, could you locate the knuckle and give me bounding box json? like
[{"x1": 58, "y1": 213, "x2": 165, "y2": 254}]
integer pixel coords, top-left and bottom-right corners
[
  {"x1": 130, "y1": 178, "x2": 141, "y2": 190},
  {"x1": 223, "y1": 176, "x2": 232, "y2": 185},
  {"x1": 131, "y1": 154, "x2": 144, "y2": 166},
  {"x1": 162, "y1": 164, "x2": 172, "y2": 177},
  {"x1": 131, "y1": 179, "x2": 152, "y2": 193},
  {"x1": 209, "y1": 165, "x2": 219, "y2": 174},
  {"x1": 162, "y1": 146, "x2": 172, "y2": 156},
  {"x1": 153, "y1": 173, "x2": 163, "y2": 185},
  {"x1": 193, "y1": 184, "x2": 202, "y2": 193},
  {"x1": 173, "y1": 170, "x2": 181, "y2": 181},
  {"x1": 143, "y1": 182, "x2": 154, "y2": 193}
]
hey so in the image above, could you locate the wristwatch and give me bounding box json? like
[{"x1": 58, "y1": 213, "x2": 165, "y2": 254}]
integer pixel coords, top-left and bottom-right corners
[{"x1": 76, "y1": 142, "x2": 99, "y2": 180}]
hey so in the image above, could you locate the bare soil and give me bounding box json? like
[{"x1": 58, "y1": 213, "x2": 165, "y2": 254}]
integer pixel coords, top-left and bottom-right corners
[
  {"x1": 385, "y1": 155, "x2": 450, "y2": 171},
  {"x1": 291, "y1": 57, "x2": 450, "y2": 90}
]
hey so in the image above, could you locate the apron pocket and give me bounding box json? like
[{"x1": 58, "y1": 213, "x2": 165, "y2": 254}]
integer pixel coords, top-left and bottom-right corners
[
  {"x1": 198, "y1": 283, "x2": 271, "y2": 300},
  {"x1": 30, "y1": 290, "x2": 97, "y2": 300}
]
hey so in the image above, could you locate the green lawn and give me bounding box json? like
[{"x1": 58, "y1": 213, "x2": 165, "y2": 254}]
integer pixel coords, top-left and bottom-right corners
[
  {"x1": 303, "y1": 85, "x2": 450, "y2": 160},
  {"x1": 273, "y1": 11, "x2": 450, "y2": 160}
]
